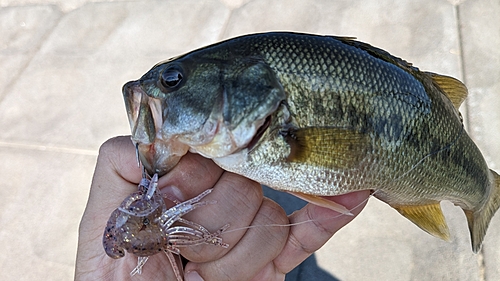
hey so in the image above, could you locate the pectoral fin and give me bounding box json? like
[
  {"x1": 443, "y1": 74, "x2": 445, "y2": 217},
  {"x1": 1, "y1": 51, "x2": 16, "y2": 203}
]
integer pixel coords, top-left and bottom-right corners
[
  {"x1": 289, "y1": 191, "x2": 353, "y2": 216},
  {"x1": 426, "y1": 72, "x2": 468, "y2": 109},
  {"x1": 393, "y1": 202, "x2": 450, "y2": 241},
  {"x1": 286, "y1": 127, "x2": 370, "y2": 170}
]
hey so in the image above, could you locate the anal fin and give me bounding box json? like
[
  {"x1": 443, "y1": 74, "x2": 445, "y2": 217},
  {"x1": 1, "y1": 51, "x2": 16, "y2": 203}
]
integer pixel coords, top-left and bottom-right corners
[
  {"x1": 289, "y1": 191, "x2": 353, "y2": 216},
  {"x1": 393, "y1": 202, "x2": 450, "y2": 241}
]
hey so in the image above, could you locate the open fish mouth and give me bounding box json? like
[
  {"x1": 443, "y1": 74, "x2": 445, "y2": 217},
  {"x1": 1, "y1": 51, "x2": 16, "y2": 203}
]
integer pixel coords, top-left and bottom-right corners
[
  {"x1": 122, "y1": 81, "x2": 162, "y2": 145},
  {"x1": 122, "y1": 80, "x2": 274, "y2": 175},
  {"x1": 123, "y1": 81, "x2": 189, "y2": 175}
]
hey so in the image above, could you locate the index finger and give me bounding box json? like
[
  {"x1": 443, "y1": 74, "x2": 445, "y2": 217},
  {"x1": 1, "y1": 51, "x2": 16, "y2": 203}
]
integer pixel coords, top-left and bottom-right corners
[{"x1": 274, "y1": 190, "x2": 371, "y2": 274}]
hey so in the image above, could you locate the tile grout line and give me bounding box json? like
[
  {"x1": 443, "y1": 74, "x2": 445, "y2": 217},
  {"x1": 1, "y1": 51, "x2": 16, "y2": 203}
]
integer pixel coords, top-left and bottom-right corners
[
  {"x1": 454, "y1": 3, "x2": 471, "y2": 130},
  {"x1": 454, "y1": 3, "x2": 486, "y2": 281},
  {"x1": 0, "y1": 141, "x2": 98, "y2": 156}
]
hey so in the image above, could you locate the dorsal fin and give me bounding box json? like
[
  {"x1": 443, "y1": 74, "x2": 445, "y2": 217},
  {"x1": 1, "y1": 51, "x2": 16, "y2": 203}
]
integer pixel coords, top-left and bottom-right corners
[
  {"x1": 333, "y1": 37, "x2": 468, "y2": 110},
  {"x1": 426, "y1": 72, "x2": 468, "y2": 109},
  {"x1": 333, "y1": 36, "x2": 417, "y2": 72}
]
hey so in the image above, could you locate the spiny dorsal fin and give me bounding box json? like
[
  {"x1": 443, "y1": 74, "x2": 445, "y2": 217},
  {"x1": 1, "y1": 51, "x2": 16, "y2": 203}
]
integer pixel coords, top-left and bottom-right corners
[
  {"x1": 426, "y1": 72, "x2": 468, "y2": 109},
  {"x1": 286, "y1": 127, "x2": 370, "y2": 170},
  {"x1": 333, "y1": 37, "x2": 468, "y2": 109},
  {"x1": 393, "y1": 202, "x2": 450, "y2": 241},
  {"x1": 333, "y1": 36, "x2": 417, "y2": 72}
]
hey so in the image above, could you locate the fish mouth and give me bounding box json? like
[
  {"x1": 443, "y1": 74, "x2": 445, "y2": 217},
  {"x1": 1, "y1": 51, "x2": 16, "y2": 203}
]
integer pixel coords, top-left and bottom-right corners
[
  {"x1": 123, "y1": 79, "x2": 278, "y2": 175},
  {"x1": 122, "y1": 81, "x2": 162, "y2": 144},
  {"x1": 246, "y1": 115, "x2": 271, "y2": 151},
  {"x1": 123, "y1": 80, "x2": 189, "y2": 176}
]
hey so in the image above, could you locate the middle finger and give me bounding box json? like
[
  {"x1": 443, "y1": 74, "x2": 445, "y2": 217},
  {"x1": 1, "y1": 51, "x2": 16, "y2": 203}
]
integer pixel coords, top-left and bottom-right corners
[{"x1": 179, "y1": 171, "x2": 264, "y2": 262}]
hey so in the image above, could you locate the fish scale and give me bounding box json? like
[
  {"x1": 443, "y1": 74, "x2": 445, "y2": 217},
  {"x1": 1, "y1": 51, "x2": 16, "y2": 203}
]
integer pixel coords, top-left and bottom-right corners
[{"x1": 122, "y1": 32, "x2": 500, "y2": 253}]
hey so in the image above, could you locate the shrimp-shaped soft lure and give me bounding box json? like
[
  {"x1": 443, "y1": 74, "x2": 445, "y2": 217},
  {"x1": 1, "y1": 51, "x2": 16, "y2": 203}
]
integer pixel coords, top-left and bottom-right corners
[{"x1": 103, "y1": 173, "x2": 229, "y2": 279}]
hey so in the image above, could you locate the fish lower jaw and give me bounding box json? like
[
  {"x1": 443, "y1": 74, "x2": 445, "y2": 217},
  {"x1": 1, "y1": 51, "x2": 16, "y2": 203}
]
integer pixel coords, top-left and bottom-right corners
[{"x1": 137, "y1": 140, "x2": 189, "y2": 176}]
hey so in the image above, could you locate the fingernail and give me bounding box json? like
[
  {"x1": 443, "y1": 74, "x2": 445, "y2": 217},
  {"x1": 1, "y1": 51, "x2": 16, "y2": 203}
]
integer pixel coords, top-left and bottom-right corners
[
  {"x1": 185, "y1": 271, "x2": 204, "y2": 281},
  {"x1": 160, "y1": 185, "x2": 185, "y2": 201}
]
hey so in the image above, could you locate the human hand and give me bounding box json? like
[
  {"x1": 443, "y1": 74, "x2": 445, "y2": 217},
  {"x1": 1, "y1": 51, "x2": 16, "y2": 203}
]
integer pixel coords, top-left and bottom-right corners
[{"x1": 75, "y1": 136, "x2": 370, "y2": 281}]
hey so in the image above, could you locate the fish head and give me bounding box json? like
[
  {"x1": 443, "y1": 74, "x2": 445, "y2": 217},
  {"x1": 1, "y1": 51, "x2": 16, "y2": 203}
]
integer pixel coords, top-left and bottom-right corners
[{"x1": 123, "y1": 53, "x2": 286, "y2": 175}]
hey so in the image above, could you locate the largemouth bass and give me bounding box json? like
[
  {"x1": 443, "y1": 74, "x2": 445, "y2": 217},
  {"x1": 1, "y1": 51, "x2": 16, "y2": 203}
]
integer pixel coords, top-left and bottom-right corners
[{"x1": 122, "y1": 32, "x2": 500, "y2": 253}]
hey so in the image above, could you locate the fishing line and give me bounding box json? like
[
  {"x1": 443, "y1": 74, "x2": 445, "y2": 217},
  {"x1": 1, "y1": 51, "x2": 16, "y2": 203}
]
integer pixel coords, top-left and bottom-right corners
[
  {"x1": 393, "y1": 124, "x2": 465, "y2": 182},
  {"x1": 222, "y1": 190, "x2": 377, "y2": 234}
]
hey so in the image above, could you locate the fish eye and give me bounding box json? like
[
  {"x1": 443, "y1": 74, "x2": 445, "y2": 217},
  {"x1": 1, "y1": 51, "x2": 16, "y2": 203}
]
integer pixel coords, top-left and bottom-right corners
[{"x1": 160, "y1": 66, "x2": 183, "y2": 89}]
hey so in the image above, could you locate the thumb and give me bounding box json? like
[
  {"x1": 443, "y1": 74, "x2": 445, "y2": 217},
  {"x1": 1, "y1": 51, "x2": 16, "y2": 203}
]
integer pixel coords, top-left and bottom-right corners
[{"x1": 77, "y1": 136, "x2": 142, "y2": 264}]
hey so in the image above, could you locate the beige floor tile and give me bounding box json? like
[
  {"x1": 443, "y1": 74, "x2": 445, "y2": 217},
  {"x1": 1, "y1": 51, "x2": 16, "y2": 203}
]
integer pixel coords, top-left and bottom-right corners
[
  {"x1": 0, "y1": 147, "x2": 96, "y2": 280},
  {"x1": 0, "y1": 0, "x2": 230, "y2": 151},
  {"x1": 0, "y1": 5, "x2": 61, "y2": 98}
]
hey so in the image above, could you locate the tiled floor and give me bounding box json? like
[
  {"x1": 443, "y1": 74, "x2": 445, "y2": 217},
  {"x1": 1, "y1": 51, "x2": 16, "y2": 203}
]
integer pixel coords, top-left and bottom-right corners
[{"x1": 1, "y1": 0, "x2": 499, "y2": 280}]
